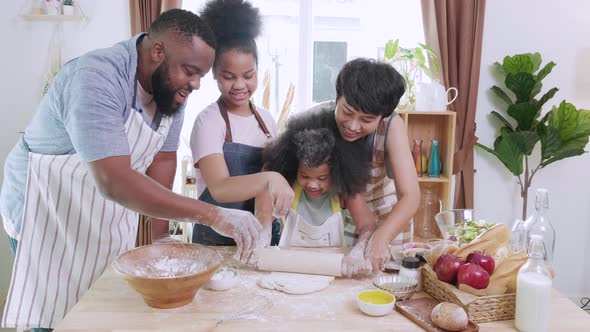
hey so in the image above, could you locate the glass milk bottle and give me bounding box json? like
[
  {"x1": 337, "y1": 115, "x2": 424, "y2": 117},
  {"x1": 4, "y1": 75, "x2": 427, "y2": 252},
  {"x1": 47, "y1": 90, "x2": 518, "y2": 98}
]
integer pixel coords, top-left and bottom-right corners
[
  {"x1": 515, "y1": 234, "x2": 552, "y2": 332},
  {"x1": 526, "y1": 188, "x2": 556, "y2": 266}
]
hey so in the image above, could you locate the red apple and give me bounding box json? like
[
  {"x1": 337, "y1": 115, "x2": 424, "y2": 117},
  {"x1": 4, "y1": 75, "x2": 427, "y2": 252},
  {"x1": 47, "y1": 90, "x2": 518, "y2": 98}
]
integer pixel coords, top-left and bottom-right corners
[
  {"x1": 434, "y1": 254, "x2": 463, "y2": 283},
  {"x1": 457, "y1": 263, "x2": 490, "y2": 289},
  {"x1": 466, "y1": 251, "x2": 495, "y2": 275}
]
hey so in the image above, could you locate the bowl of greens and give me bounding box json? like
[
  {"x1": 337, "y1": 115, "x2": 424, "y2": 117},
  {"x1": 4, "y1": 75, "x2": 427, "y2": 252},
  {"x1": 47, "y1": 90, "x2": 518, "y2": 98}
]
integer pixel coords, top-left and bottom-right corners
[{"x1": 434, "y1": 209, "x2": 495, "y2": 245}]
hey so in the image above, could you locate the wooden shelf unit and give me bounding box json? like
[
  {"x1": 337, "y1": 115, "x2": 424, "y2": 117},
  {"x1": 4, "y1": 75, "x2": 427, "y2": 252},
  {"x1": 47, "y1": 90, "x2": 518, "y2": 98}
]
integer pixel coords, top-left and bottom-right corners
[{"x1": 398, "y1": 110, "x2": 456, "y2": 211}]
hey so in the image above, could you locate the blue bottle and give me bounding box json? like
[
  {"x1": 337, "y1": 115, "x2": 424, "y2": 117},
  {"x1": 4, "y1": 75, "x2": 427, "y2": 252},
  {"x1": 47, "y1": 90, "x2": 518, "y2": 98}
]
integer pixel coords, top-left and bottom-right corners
[{"x1": 428, "y1": 140, "x2": 441, "y2": 177}]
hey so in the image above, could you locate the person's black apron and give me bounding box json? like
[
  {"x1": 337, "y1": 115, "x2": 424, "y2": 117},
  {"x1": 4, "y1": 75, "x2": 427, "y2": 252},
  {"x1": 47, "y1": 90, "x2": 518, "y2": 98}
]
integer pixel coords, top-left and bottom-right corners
[{"x1": 192, "y1": 98, "x2": 279, "y2": 245}]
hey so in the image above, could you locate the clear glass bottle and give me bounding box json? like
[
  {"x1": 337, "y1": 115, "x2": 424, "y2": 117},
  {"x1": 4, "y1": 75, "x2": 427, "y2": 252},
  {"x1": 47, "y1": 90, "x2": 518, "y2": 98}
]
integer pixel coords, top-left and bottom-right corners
[
  {"x1": 526, "y1": 188, "x2": 556, "y2": 266},
  {"x1": 515, "y1": 234, "x2": 552, "y2": 332},
  {"x1": 511, "y1": 218, "x2": 526, "y2": 251},
  {"x1": 181, "y1": 156, "x2": 198, "y2": 199},
  {"x1": 414, "y1": 183, "x2": 442, "y2": 240}
]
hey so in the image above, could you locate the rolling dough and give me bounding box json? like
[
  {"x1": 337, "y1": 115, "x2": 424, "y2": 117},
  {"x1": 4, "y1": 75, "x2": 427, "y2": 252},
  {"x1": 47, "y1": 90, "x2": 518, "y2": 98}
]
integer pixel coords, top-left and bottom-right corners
[
  {"x1": 255, "y1": 247, "x2": 344, "y2": 277},
  {"x1": 257, "y1": 272, "x2": 334, "y2": 295}
]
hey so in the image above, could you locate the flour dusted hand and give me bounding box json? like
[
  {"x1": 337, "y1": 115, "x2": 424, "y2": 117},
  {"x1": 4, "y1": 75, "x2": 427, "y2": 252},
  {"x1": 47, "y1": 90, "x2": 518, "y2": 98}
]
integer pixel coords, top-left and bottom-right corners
[
  {"x1": 365, "y1": 231, "x2": 390, "y2": 273},
  {"x1": 245, "y1": 224, "x2": 273, "y2": 266},
  {"x1": 210, "y1": 207, "x2": 263, "y2": 262},
  {"x1": 268, "y1": 172, "x2": 294, "y2": 218},
  {"x1": 341, "y1": 232, "x2": 372, "y2": 277},
  {"x1": 256, "y1": 224, "x2": 273, "y2": 249}
]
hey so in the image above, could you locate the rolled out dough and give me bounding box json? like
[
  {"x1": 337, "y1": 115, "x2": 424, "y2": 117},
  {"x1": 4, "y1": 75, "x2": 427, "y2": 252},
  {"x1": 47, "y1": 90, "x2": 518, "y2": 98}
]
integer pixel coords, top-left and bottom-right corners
[
  {"x1": 255, "y1": 247, "x2": 344, "y2": 277},
  {"x1": 257, "y1": 272, "x2": 334, "y2": 295}
]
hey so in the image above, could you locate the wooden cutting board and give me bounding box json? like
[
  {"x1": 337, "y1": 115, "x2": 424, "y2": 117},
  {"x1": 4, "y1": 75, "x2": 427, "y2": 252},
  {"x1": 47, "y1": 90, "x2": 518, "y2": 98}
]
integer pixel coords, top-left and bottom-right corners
[{"x1": 395, "y1": 298, "x2": 479, "y2": 332}]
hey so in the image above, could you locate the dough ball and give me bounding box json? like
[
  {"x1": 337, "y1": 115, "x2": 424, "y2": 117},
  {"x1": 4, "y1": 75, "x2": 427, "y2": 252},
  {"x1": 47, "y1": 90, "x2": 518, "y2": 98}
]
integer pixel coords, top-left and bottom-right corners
[{"x1": 431, "y1": 302, "x2": 468, "y2": 331}]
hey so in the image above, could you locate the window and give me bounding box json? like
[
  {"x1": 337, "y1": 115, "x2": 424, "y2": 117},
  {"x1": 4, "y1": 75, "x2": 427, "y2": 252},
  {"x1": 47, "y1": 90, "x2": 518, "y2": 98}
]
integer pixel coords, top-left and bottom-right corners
[
  {"x1": 313, "y1": 41, "x2": 347, "y2": 102},
  {"x1": 175, "y1": 0, "x2": 424, "y2": 192}
]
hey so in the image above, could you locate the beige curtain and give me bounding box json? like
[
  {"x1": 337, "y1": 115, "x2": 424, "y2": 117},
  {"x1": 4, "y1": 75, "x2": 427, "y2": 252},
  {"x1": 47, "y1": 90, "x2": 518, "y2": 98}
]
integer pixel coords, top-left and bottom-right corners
[
  {"x1": 421, "y1": 0, "x2": 486, "y2": 209},
  {"x1": 129, "y1": 0, "x2": 183, "y2": 35},
  {"x1": 130, "y1": 0, "x2": 182, "y2": 247}
]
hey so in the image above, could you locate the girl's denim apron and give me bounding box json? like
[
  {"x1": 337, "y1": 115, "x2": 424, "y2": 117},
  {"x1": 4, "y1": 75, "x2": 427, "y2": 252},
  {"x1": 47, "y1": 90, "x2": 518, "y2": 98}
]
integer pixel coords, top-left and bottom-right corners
[{"x1": 192, "y1": 98, "x2": 280, "y2": 245}]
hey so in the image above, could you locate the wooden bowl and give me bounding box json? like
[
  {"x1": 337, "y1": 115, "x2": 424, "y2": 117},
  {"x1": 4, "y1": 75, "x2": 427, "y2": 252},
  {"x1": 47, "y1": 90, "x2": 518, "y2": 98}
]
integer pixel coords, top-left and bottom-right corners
[{"x1": 113, "y1": 243, "x2": 223, "y2": 309}]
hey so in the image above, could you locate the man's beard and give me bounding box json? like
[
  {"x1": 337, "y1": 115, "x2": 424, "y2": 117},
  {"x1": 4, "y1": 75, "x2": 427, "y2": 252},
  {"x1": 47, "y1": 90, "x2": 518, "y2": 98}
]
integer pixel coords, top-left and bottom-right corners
[{"x1": 151, "y1": 61, "x2": 184, "y2": 116}]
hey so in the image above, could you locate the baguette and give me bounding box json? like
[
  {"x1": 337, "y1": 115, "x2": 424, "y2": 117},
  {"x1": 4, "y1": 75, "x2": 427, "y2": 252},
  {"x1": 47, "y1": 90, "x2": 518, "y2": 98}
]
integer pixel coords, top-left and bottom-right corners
[
  {"x1": 489, "y1": 249, "x2": 527, "y2": 293},
  {"x1": 453, "y1": 223, "x2": 511, "y2": 259},
  {"x1": 429, "y1": 241, "x2": 459, "y2": 266},
  {"x1": 492, "y1": 244, "x2": 513, "y2": 268},
  {"x1": 458, "y1": 283, "x2": 488, "y2": 296}
]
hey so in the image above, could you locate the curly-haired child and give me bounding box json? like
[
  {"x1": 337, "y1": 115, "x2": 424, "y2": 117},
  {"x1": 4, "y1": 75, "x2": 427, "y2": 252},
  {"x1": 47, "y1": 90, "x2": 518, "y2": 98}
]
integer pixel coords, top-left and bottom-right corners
[
  {"x1": 259, "y1": 114, "x2": 376, "y2": 275},
  {"x1": 280, "y1": 58, "x2": 420, "y2": 275}
]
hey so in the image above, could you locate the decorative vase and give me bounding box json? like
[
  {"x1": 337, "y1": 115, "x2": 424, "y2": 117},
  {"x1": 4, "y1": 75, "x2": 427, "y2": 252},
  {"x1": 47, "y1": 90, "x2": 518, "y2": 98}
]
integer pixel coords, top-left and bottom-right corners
[
  {"x1": 421, "y1": 151, "x2": 428, "y2": 175},
  {"x1": 45, "y1": 0, "x2": 62, "y2": 15},
  {"x1": 411, "y1": 139, "x2": 423, "y2": 177},
  {"x1": 32, "y1": 0, "x2": 45, "y2": 14},
  {"x1": 392, "y1": 59, "x2": 420, "y2": 111},
  {"x1": 428, "y1": 139, "x2": 441, "y2": 177}
]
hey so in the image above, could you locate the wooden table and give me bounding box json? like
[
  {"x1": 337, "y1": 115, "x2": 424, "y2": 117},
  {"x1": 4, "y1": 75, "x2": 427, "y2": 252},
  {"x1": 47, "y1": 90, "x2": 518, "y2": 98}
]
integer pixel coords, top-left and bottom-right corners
[{"x1": 55, "y1": 247, "x2": 590, "y2": 331}]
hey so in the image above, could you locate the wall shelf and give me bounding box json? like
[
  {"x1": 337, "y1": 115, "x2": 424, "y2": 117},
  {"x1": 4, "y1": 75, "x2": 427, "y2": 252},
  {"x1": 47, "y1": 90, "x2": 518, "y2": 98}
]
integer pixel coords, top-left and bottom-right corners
[
  {"x1": 21, "y1": 14, "x2": 85, "y2": 21},
  {"x1": 18, "y1": 1, "x2": 89, "y2": 96},
  {"x1": 19, "y1": 1, "x2": 88, "y2": 22},
  {"x1": 398, "y1": 110, "x2": 455, "y2": 116},
  {"x1": 417, "y1": 175, "x2": 450, "y2": 183}
]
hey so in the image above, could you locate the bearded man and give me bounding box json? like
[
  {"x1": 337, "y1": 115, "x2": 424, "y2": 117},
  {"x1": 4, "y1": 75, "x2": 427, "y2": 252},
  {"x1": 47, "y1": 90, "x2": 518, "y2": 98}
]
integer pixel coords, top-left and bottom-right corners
[{"x1": 1, "y1": 9, "x2": 263, "y2": 331}]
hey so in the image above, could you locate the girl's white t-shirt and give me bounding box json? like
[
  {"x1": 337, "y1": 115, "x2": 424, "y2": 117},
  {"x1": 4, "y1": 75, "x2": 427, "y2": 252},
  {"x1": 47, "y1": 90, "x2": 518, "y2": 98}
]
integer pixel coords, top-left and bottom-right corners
[{"x1": 190, "y1": 101, "x2": 277, "y2": 197}]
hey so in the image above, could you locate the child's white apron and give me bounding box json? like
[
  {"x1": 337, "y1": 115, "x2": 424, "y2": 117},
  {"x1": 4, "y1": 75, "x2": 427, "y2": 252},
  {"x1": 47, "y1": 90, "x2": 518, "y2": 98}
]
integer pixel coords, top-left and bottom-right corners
[{"x1": 279, "y1": 184, "x2": 344, "y2": 247}]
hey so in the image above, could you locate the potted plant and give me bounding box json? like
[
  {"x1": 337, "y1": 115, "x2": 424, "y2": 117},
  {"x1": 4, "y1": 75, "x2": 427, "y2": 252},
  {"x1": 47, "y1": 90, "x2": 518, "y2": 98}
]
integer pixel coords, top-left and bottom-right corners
[
  {"x1": 477, "y1": 52, "x2": 590, "y2": 220},
  {"x1": 62, "y1": 0, "x2": 75, "y2": 15},
  {"x1": 382, "y1": 39, "x2": 440, "y2": 110},
  {"x1": 45, "y1": 0, "x2": 62, "y2": 15}
]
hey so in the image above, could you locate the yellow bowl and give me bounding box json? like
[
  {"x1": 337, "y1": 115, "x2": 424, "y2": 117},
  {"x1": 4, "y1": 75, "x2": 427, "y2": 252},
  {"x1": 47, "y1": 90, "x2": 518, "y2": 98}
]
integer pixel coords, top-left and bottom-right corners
[
  {"x1": 356, "y1": 289, "x2": 396, "y2": 316},
  {"x1": 113, "y1": 243, "x2": 222, "y2": 309}
]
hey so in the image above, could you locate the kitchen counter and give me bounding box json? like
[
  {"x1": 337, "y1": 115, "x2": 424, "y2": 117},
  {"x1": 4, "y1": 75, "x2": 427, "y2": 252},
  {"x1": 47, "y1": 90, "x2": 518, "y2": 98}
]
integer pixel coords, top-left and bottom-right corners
[{"x1": 55, "y1": 247, "x2": 590, "y2": 331}]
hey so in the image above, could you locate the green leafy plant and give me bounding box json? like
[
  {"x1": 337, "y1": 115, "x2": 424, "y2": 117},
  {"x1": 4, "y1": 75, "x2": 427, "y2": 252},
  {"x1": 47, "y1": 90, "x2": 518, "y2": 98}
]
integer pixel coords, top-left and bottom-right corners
[
  {"x1": 383, "y1": 39, "x2": 440, "y2": 107},
  {"x1": 477, "y1": 52, "x2": 590, "y2": 219},
  {"x1": 63, "y1": 0, "x2": 75, "y2": 6}
]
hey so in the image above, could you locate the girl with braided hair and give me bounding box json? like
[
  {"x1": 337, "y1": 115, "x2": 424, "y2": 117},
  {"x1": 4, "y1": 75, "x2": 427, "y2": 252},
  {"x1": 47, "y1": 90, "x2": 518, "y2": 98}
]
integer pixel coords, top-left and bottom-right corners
[{"x1": 190, "y1": 0, "x2": 293, "y2": 246}]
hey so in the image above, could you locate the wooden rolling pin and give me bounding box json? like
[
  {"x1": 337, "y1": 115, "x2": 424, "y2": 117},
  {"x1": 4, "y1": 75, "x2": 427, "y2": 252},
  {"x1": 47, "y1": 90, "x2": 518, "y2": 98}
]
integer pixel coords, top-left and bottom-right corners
[{"x1": 255, "y1": 247, "x2": 344, "y2": 277}]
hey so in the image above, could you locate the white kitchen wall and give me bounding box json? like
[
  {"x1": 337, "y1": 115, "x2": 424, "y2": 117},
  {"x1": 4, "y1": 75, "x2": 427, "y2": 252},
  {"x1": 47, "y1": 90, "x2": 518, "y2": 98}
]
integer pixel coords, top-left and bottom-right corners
[
  {"x1": 0, "y1": 0, "x2": 131, "y2": 318},
  {"x1": 475, "y1": 0, "x2": 590, "y2": 302}
]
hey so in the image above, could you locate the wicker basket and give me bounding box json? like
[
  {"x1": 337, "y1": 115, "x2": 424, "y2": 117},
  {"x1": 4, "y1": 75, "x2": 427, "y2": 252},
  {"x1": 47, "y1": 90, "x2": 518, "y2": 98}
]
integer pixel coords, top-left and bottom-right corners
[{"x1": 422, "y1": 264, "x2": 515, "y2": 323}]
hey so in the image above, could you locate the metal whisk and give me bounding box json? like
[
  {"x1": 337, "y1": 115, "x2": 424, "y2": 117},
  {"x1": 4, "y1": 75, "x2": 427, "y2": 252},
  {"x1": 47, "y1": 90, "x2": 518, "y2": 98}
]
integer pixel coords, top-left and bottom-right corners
[{"x1": 216, "y1": 295, "x2": 273, "y2": 325}]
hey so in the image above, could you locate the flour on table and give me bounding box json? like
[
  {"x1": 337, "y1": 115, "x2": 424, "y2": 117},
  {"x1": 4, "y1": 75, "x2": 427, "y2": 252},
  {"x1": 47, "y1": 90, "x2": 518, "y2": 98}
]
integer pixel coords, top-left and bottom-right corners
[{"x1": 257, "y1": 272, "x2": 334, "y2": 295}]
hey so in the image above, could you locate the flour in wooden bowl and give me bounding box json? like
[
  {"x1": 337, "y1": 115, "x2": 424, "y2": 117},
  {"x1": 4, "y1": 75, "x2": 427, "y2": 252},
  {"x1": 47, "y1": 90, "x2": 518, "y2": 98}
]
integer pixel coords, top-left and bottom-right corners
[{"x1": 134, "y1": 256, "x2": 208, "y2": 278}]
